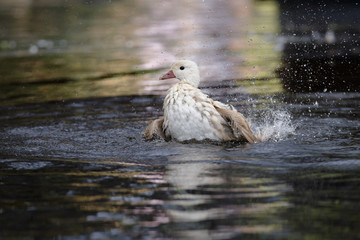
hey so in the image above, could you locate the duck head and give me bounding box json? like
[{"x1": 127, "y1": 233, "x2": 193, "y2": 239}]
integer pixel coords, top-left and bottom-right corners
[{"x1": 159, "y1": 60, "x2": 200, "y2": 87}]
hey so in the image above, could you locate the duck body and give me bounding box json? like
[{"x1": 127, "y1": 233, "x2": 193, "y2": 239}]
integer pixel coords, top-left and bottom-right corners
[
  {"x1": 163, "y1": 82, "x2": 234, "y2": 142},
  {"x1": 145, "y1": 60, "x2": 260, "y2": 144}
]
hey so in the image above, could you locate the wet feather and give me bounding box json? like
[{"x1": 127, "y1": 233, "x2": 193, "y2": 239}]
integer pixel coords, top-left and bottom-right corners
[{"x1": 145, "y1": 60, "x2": 260, "y2": 144}]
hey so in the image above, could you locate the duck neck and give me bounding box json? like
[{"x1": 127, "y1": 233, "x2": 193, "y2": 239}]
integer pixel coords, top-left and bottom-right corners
[{"x1": 182, "y1": 76, "x2": 200, "y2": 88}]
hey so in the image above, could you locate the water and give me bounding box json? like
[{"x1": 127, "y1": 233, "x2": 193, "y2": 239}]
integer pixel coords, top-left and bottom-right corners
[{"x1": 1, "y1": 1, "x2": 360, "y2": 240}]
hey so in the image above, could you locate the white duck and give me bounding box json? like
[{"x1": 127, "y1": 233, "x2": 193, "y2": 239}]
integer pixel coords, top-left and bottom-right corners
[{"x1": 145, "y1": 60, "x2": 260, "y2": 144}]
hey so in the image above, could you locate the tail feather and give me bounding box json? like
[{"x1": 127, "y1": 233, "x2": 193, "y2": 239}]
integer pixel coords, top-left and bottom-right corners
[{"x1": 215, "y1": 107, "x2": 260, "y2": 144}]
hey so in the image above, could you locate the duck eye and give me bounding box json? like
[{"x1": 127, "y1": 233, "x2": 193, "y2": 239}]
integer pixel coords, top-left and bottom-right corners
[{"x1": 180, "y1": 66, "x2": 185, "y2": 70}]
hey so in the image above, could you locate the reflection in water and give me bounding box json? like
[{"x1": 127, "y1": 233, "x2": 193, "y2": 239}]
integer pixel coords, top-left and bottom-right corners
[
  {"x1": 164, "y1": 147, "x2": 291, "y2": 239},
  {"x1": 0, "y1": 159, "x2": 169, "y2": 239},
  {"x1": 0, "y1": 91, "x2": 359, "y2": 239}
]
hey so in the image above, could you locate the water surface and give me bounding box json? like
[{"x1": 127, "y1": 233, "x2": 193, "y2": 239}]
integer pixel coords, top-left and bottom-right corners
[{"x1": 0, "y1": 1, "x2": 360, "y2": 239}]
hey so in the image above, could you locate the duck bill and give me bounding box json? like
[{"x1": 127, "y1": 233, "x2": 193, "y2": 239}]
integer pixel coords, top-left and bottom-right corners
[{"x1": 159, "y1": 70, "x2": 176, "y2": 80}]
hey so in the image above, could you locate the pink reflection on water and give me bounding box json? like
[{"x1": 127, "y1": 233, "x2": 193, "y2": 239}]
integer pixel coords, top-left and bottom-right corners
[{"x1": 134, "y1": 0, "x2": 257, "y2": 96}]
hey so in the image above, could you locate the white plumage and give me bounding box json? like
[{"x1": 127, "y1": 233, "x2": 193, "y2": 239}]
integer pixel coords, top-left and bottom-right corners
[{"x1": 145, "y1": 60, "x2": 259, "y2": 144}]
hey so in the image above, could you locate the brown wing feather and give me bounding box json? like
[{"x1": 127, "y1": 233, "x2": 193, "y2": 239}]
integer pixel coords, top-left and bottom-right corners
[
  {"x1": 144, "y1": 117, "x2": 166, "y2": 140},
  {"x1": 215, "y1": 107, "x2": 259, "y2": 144}
]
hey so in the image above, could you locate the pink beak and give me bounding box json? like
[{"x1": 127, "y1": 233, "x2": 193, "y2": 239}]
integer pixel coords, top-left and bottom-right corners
[{"x1": 159, "y1": 70, "x2": 176, "y2": 80}]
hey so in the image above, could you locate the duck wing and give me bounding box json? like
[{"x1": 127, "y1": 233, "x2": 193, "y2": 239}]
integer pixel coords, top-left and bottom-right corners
[
  {"x1": 144, "y1": 117, "x2": 166, "y2": 140},
  {"x1": 214, "y1": 106, "x2": 259, "y2": 144}
]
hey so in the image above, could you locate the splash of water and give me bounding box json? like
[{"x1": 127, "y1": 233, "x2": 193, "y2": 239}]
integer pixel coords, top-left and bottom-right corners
[{"x1": 252, "y1": 109, "x2": 296, "y2": 142}]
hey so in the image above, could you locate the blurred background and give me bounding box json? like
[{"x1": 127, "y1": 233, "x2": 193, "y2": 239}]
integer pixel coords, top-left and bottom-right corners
[{"x1": 1, "y1": 0, "x2": 358, "y2": 106}]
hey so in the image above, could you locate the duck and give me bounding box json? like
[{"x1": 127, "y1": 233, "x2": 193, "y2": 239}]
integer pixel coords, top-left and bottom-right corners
[{"x1": 145, "y1": 60, "x2": 260, "y2": 144}]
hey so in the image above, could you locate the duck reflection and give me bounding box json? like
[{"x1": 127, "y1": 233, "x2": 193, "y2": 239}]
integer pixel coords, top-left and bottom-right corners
[
  {"x1": 164, "y1": 145, "x2": 291, "y2": 239},
  {"x1": 165, "y1": 146, "x2": 225, "y2": 239}
]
